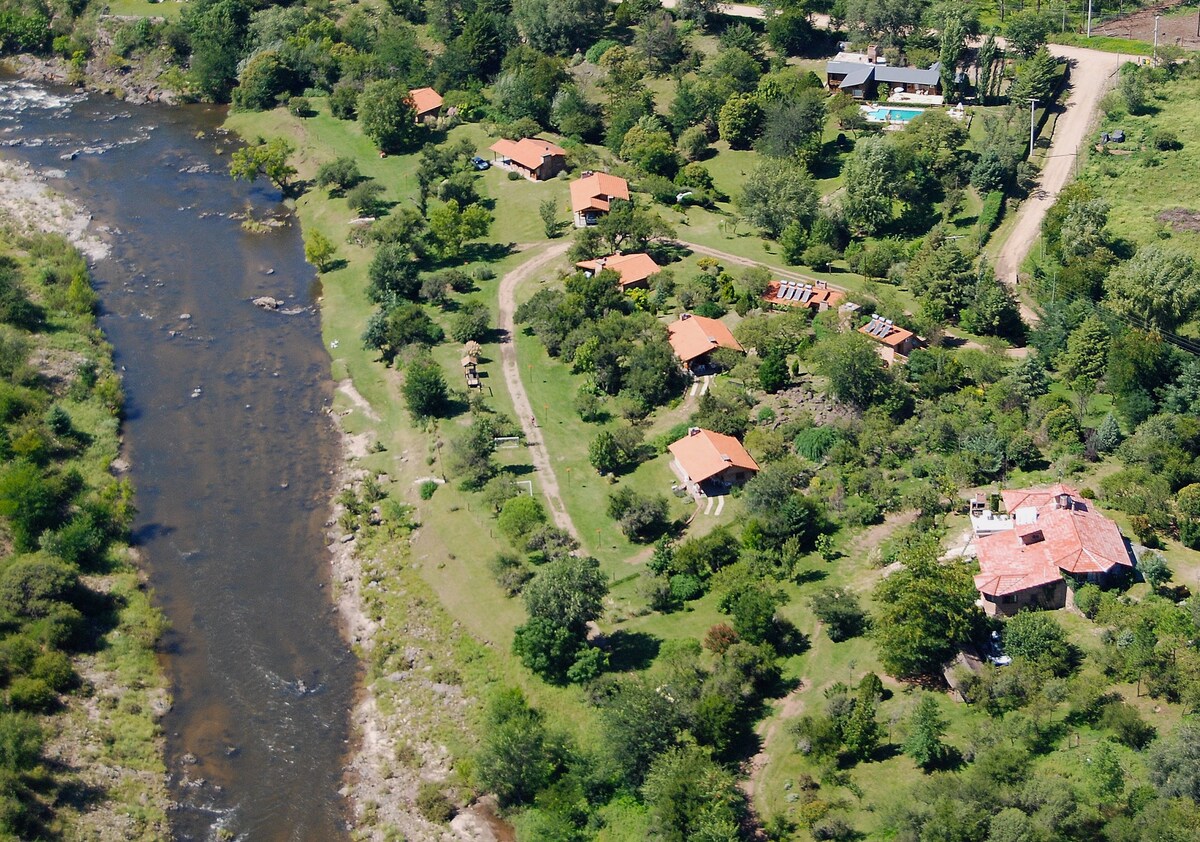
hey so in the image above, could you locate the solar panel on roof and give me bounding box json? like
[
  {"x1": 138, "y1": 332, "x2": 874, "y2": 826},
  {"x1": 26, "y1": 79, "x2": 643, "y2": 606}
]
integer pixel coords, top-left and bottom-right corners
[
  {"x1": 799, "y1": 288, "x2": 813, "y2": 304},
  {"x1": 781, "y1": 285, "x2": 797, "y2": 301}
]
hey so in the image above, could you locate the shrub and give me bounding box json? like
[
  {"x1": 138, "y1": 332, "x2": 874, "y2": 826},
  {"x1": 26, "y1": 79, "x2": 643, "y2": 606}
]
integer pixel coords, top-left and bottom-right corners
[
  {"x1": 8, "y1": 676, "x2": 55, "y2": 712},
  {"x1": 607, "y1": 487, "x2": 670, "y2": 542},
  {"x1": 329, "y1": 83, "x2": 359, "y2": 120},
  {"x1": 419, "y1": 480, "x2": 438, "y2": 500},
  {"x1": 498, "y1": 496, "x2": 547, "y2": 546},
  {"x1": 1073, "y1": 583, "x2": 1102, "y2": 618},
  {"x1": 585, "y1": 39, "x2": 619, "y2": 63},
  {"x1": 1150, "y1": 129, "x2": 1181, "y2": 151},
  {"x1": 489, "y1": 553, "x2": 532, "y2": 596},
  {"x1": 979, "y1": 190, "x2": 1005, "y2": 234},
  {"x1": 415, "y1": 781, "x2": 455, "y2": 822}
]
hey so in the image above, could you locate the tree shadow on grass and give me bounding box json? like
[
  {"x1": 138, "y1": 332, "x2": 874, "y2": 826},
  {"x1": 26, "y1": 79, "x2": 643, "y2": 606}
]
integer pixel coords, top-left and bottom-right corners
[{"x1": 604, "y1": 630, "x2": 661, "y2": 672}]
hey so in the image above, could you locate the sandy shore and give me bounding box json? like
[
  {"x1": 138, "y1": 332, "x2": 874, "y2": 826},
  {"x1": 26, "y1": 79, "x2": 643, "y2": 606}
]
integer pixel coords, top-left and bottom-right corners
[{"x1": 0, "y1": 158, "x2": 109, "y2": 260}]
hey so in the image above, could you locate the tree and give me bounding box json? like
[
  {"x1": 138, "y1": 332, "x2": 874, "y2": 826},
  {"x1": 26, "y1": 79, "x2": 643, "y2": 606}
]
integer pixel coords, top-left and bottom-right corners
[
  {"x1": 842, "y1": 136, "x2": 901, "y2": 236},
  {"x1": 874, "y1": 535, "x2": 984, "y2": 677},
  {"x1": 757, "y1": 93, "x2": 826, "y2": 161},
  {"x1": 524, "y1": 555, "x2": 607, "y2": 633},
  {"x1": 1105, "y1": 245, "x2": 1200, "y2": 332},
  {"x1": 621, "y1": 117, "x2": 681, "y2": 176},
  {"x1": 315, "y1": 157, "x2": 362, "y2": 194},
  {"x1": 607, "y1": 487, "x2": 670, "y2": 541},
  {"x1": 1139, "y1": 551, "x2": 1172, "y2": 590},
  {"x1": 588, "y1": 430, "x2": 623, "y2": 474},
  {"x1": 498, "y1": 495, "x2": 548, "y2": 546},
  {"x1": 449, "y1": 299, "x2": 490, "y2": 343},
  {"x1": 539, "y1": 199, "x2": 561, "y2": 238},
  {"x1": 595, "y1": 200, "x2": 674, "y2": 254},
  {"x1": 182, "y1": 0, "x2": 251, "y2": 101},
  {"x1": 402, "y1": 355, "x2": 448, "y2": 419},
  {"x1": 843, "y1": 673, "x2": 883, "y2": 761},
  {"x1": 427, "y1": 201, "x2": 492, "y2": 259},
  {"x1": 817, "y1": 331, "x2": 897, "y2": 410},
  {"x1": 304, "y1": 230, "x2": 336, "y2": 273},
  {"x1": 738, "y1": 159, "x2": 818, "y2": 239},
  {"x1": 808, "y1": 588, "x2": 867, "y2": 642},
  {"x1": 1010, "y1": 46, "x2": 1060, "y2": 104},
  {"x1": 597, "y1": 677, "x2": 684, "y2": 787},
  {"x1": 642, "y1": 745, "x2": 743, "y2": 842},
  {"x1": 1002, "y1": 611, "x2": 1073, "y2": 675},
  {"x1": 903, "y1": 694, "x2": 949, "y2": 771},
  {"x1": 721, "y1": 581, "x2": 785, "y2": 645},
  {"x1": 232, "y1": 50, "x2": 290, "y2": 111},
  {"x1": 717, "y1": 93, "x2": 763, "y2": 150},
  {"x1": 758, "y1": 352, "x2": 788, "y2": 393},
  {"x1": 635, "y1": 11, "x2": 684, "y2": 73},
  {"x1": 1096, "y1": 412, "x2": 1121, "y2": 453},
  {"x1": 1149, "y1": 722, "x2": 1200, "y2": 800},
  {"x1": 1005, "y1": 11, "x2": 1052, "y2": 58},
  {"x1": 512, "y1": 0, "x2": 608, "y2": 54},
  {"x1": 228, "y1": 136, "x2": 296, "y2": 190},
  {"x1": 1057, "y1": 314, "x2": 1109, "y2": 384},
  {"x1": 358, "y1": 79, "x2": 420, "y2": 153},
  {"x1": 474, "y1": 689, "x2": 555, "y2": 806}
]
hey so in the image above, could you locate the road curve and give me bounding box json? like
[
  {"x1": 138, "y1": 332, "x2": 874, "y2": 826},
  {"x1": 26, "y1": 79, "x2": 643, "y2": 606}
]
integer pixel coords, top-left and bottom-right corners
[
  {"x1": 497, "y1": 240, "x2": 581, "y2": 541},
  {"x1": 992, "y1": 44, "x2": 1125, "y2": 295}
]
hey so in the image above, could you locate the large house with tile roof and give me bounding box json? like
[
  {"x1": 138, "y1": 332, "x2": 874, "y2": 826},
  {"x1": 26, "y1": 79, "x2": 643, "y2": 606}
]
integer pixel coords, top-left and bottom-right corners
[
  {"x1": 971, "y1": 484, "x2": 1134, "y2": 616},
  {"x1": 666, "y1": 313, "x2": 743, "y2": 371},
  {"x1": 576, "y1": 252, "x2": 662, "y2": 290},
  {"x1": 669, "y1": 427, "x2": 759, "y2": 497},
  {"x1": 488, "y1": 137, "x2": 567, "y2": 181},
  {"x1": 570, "y1": 172, "x2": 630, "y2": 227}
]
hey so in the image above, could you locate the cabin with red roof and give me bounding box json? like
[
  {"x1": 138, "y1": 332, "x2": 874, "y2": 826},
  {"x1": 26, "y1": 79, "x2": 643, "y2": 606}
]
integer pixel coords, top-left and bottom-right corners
[
  {"x1": 570, "y1": 172, "x2": 630, "y2": 227},
  {"x1": 576, "y1": 253, "x2": 662, "y2": 290},
  {"x1": 666, "y1": 313, "x2": 743, "y2": 371},
  {"x1": 669, "y1": 427, "x2": 759, "y2": 497},
  {"x1": 762, "y1": 279, "x2": 846, "y2": 313},
  {"x1": 488, "y1": 137, "x2": 567, "y2": 181},
  {"x1": 408, "y1": 87, "x2": 443, "y2": 123},
  {"x1": 857, "y1": 313, "x2": 918, "y2": 365},
  {"x1": 972, "y1": 484, "x2": 1133, "y2": 616}
]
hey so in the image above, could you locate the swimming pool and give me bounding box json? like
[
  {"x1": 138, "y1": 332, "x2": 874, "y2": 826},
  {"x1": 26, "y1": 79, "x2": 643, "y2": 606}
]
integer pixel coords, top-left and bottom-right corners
[{"x1": 863, "y1": 106, "x2": 925, "y2": 123}]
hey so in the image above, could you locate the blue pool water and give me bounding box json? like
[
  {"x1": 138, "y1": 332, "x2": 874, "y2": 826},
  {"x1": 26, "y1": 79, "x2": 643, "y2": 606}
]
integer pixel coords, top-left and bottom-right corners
[{"x1": 864, "y1": 106, "x2": 925, "y2": 122}]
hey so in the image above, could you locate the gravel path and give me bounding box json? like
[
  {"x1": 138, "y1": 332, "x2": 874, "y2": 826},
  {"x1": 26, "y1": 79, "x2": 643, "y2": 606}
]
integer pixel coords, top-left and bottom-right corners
[
  {"x1": 497, "y1": 240, "x2": 580, "y2": 540},
  {"x1": 993, "y1": 44, "x2": 1125, "y2": 319}
]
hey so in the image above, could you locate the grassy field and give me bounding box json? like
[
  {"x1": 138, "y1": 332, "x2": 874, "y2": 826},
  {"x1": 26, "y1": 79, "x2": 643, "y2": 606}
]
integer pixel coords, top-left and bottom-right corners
[
  {"x1": 104, "y1": 0, "x2": 187, "y2": 18},
  {"x1": 1078, "y1": 70, "x2": 1200, "y2": 260}
]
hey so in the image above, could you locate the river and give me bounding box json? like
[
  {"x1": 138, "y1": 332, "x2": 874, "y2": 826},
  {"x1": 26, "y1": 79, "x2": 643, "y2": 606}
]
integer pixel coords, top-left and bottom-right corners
[{"x1": 0, "y1": 78, "x2": 355, "y2": 841}]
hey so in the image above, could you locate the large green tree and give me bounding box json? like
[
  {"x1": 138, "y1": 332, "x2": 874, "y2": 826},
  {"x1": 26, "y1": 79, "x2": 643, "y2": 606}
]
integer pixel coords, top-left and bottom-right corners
[
  {"x1": 183, "y1": 0, "x2": 251, "y2": 101},
  {"x1": 358, "y1": 80, "x2": 420, "y2": 153},
  {"x1": 512, "y1": 0, "x2": 608, "y2": 54},
  {"x1": 738, "y1": 159, "x2": 818, "y2": 239},
  {"x1": 873, "y1": 535, "x2": 984, "y2": 677},
  {"x1": 1105, "y1": 245, "x2": 1200, "y2": 332}
]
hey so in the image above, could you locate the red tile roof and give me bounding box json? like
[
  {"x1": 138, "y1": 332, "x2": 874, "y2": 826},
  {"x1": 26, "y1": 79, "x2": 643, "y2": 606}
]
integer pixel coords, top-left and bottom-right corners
[
  {"x1": 975, "y1": 486, "x2": 1132, "y2": 597},
  {"x1": 669, "y1": 428, "x2": 760, "y2": 484},
  {"x1": 666, "y1": 314, "x2": 743, "y2": 363},
  {"x1": 409, "y1": 87, "x2": 443, "y2": 116},
  {"x1": 570, "y1": 172, "x2": 630, "y2": 215},
  {"x1": 489, "y1": 137, "x2": 567, "y2": 171},
  {"x1": 575, "y1": 253, "x2": 661, "y2": 289}
]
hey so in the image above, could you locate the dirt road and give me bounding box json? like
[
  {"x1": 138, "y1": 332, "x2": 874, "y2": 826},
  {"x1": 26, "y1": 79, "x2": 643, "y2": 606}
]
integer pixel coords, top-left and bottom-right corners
[
  {"x1": 993, "y1": 45, "x2": 1125, "y2": 305},
  {"x1": 497, "y1": 240, "x2": 580, "y2": 540}
]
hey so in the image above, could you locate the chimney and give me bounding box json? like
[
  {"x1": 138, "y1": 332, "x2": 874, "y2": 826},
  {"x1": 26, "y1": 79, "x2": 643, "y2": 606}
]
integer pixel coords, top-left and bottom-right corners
[
  {"x1": 688, "y1": 427, "x2": 700, "y2": 436},
  {"x1": 867, "y1": 44, "x2": 878, "y2": 62},
  {"x1": 681, "y1": 313, "x2": 691, "y2": 320}
]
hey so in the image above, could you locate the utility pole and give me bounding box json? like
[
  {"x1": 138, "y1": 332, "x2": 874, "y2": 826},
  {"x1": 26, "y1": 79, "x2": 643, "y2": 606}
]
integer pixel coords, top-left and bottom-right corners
[
  {"x1": 1029, "y1": 98, "x2": 1038, "y2": 157},
  {"x1": 1154, "y1": 14, "x2": 1161, "y2": 63},
  {"x1": 1087, "y1": 0, "x2": 1093, "y2": 37}
]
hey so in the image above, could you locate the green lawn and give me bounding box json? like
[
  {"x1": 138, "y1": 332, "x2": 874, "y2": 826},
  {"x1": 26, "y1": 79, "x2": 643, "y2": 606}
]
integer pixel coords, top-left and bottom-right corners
[
  {"x1": 104, "y1": 0, "x2": 187, "y2": 18},
  {"x1": 1079, "y1": 71, "x2": 1200, "y2": 260}
]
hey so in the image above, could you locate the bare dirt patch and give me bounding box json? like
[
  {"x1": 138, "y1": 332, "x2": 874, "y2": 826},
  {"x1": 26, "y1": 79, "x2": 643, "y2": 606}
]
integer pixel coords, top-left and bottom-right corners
[
  {"x1": 1157, "y1": 207, "x2": 1200, "y2": 232},
  {"x1": 1095, "y1": 1, "x2": 1200, "y2": 49}
]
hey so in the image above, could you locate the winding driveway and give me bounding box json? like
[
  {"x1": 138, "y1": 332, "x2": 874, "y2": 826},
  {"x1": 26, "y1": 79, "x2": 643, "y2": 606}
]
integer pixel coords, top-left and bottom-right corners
[
  {"x1": 497, "y1": 240, "x2": 580, "y2": 541},
  {"x1": 993, "y1": 44, "x2": 1125, "y2": 301}
]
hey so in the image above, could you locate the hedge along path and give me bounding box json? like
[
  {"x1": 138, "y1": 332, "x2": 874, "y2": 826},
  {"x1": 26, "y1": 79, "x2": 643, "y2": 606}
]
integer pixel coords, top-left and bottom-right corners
[{"x1": 497, "y1": 239, "x2": 581, "y2": 541}]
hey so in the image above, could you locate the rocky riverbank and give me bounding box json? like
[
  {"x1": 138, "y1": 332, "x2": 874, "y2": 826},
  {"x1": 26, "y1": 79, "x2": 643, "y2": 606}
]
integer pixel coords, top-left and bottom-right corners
[{"x1": 7, "y1": 51, "x2": 181, "y2": 106}]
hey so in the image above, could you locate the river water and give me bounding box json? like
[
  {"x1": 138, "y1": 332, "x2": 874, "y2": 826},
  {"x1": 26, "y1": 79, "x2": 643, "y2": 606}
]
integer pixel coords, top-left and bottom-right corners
[{"x1": 0, "y1": 78, "x2": 354, "y2": 841}]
